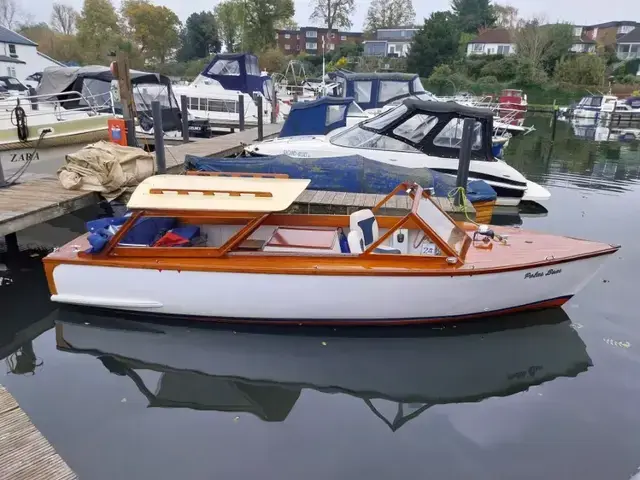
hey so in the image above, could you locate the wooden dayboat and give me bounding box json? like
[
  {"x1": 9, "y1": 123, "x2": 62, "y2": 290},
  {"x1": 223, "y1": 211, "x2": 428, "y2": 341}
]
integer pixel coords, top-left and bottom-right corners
[{"x1": 42, "y1": 173, "x2": 619, "y2": 325}]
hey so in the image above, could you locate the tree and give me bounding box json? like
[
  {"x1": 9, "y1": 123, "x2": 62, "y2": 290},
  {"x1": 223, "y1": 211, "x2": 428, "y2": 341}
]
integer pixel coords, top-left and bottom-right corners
[
  {"x1": 451, "y1": 0, "x2": 496, "y2": 34},
  {"x1": 51, "y1": 3, "x2": 77, "y2": 34},
  {"x1": 514, "y1": 18, "x2": 573, "y2": 76},
  {"x1": 76, "y1": 0, "x2": 121, "y2": 63},
  {"x1": 309, "y1": 0, "x2": 355, "y2": 33},
  {"x1": 19, "y1": 22, "x2": 82, "y2": 63},
  {"x1": 122, "y1": 0, "x2": 181, "y2": 64},
  {"x1": 408, "y1": 11, "x2": 461, "y2": 78},
  {"x1": 259, "y1": 47, "x2": 286, "y2": 73},
  {"x1": 364, "y1": 0, "x2": 416, "y2": 33},
  {"x1": 494, "y1": 3, "x2": 518, "y2": 29},
  {"x1": 275, "y1": 18, "x2": 298, "y2": 30},
  {"x1": 555, "y1": 54, "x2": 606, "y2": 86},
  {"x1": 244, "y1": 0, "x2": 295, "y2": 53},
  {"x1": 0, "y1": 0, "x2": 18, "y2": 29},
  {"x1": 175, "y1": 11, "x2": 220, "y2": 62},
  {"x1": 214, "y1": 0, "x2": 244, "y2": 52}
]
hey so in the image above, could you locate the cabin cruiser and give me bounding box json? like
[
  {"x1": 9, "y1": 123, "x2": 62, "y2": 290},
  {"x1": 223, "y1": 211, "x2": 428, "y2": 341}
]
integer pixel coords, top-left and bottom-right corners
[
  {"x1": 569, "y1": 94, "x2": 640, "y2": 119},
  {"x1": 0, "y1": 66, "x2": 182, "y2": 179},
  {"x1": 173, "y1": 53, "x2": 284, "y2": 128},
  {"x1": 246, "y1": 99, "x2": 550, "y2": 206}
]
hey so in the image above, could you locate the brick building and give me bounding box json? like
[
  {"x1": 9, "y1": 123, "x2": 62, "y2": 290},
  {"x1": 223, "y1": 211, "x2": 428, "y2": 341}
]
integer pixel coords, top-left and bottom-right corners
[{"x1": 275, "y1": 27, "x2": 363, "y2": 55}]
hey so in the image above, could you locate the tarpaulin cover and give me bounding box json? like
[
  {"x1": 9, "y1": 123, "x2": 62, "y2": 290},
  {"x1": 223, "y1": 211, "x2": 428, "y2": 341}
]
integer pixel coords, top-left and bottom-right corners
[
  {"x1": 280, "y1": 96, "x2": 355, "y2": 138},
  {"x1": 185, "y1": 154, "x2": 497, "y2": 203},
  {"x1": 57, "y1": 140, "x2": 156, "y2": 201}
]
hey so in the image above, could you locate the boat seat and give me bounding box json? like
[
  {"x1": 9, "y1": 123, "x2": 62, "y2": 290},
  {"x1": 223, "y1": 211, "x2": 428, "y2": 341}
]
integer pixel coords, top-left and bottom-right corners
[
  {"x1": 349, "y1": 209, "x2": 401, "y2": 254},
  {"x1": 347, "y1": 228, "x2": 401, "y2": 255}
]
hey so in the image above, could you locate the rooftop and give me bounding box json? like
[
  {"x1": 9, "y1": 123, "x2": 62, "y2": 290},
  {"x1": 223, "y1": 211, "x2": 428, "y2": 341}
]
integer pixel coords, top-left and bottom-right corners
[
  {"x1": 468, "y1": 28, "x2": 512, "y2": 44},
  {"x1": 618, "y1": 27, "x2": 640, "y2": 43},
  {"x1": 0, "y1": 25, "x2": 38, "y2": 47},
  {"x1": 127, "y1": 175, "x2": 311, "y2": 213}
]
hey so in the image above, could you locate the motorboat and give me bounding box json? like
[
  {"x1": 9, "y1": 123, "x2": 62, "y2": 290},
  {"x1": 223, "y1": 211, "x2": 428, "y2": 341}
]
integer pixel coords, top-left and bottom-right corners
[
  {"x1": 53, "y1": 307, "x2": 591, "y2": 428},
  {"x1": 0, "y1": 65, "x2": 184, "y2": 179},
  {"x1": 570, "y1": 94, "x2": 640, "y2": 119},
  {"x1": 42, "y1": 173, "x2": 618, "y2": 323},
  {"x1": 172, "y1": 53, "x2": 283, "y2": 128},
  {"x1": 245, "y1": 99, "x2": 550, "y2": 206}
]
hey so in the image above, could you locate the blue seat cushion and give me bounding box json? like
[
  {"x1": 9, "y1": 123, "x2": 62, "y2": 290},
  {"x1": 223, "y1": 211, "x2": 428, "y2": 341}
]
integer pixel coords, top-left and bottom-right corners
[
  {"x1": 121, "y1": 217, "x2": 176, "y2": 246},
  {"x1": 357, "y1": 217, "x2": 376, "y2": 245}
]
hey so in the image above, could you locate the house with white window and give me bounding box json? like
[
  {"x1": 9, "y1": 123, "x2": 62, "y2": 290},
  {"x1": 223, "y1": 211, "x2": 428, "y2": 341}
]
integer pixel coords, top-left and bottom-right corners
[
  {"x1": 617, "y1": 27, "x2": 640, "y2": 60},
  {"x1": 363, "y1": 27, "x2": 419, "y2": 57},
  {"x1": 0, "y1": 25, "x2": 65, "y2": 82},
  {"x1": 466, "y1": 29, "x2": 515, "y2": 56}
]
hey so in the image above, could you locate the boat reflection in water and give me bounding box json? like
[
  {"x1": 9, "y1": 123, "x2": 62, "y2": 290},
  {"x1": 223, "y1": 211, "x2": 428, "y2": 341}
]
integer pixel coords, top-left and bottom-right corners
[{"x1": 54, "y1": 308, "x2": 591, "y2": 431}]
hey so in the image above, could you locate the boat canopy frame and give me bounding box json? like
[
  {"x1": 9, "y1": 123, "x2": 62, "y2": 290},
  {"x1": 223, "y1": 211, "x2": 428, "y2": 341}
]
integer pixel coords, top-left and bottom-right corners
[{"x1": 91, "y1": 174, "x2": 470, "y2": 264}]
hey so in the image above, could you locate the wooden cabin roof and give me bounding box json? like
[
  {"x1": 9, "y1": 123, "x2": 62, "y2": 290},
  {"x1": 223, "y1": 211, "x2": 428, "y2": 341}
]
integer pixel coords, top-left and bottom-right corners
[{"x1": 127, "y1": 175, "x2": 310, "y2": 213}]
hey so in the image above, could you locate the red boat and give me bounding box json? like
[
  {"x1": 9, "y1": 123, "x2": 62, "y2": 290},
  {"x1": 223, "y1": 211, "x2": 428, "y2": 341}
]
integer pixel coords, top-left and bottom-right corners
[{"x1": 498, "y1": 89, "x2": 528, "y2": 126}]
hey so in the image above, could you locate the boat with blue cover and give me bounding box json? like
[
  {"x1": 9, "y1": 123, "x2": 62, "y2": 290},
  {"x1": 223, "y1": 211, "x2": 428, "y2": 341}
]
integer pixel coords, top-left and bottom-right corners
[{"x1": 185, "y1": 153, "x2": 498, "y2": 209}]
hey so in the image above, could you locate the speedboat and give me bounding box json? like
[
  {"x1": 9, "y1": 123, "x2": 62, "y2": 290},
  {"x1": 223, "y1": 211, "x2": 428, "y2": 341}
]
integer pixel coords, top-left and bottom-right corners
[
  {"x1": 246, "y1": 99, "x2": 550, "y2": 206},
  {"x1": 42, "y1": 173, "x2": 618, "y2": 323},
  {"x1": 53, "y1": 307, "x2": 590, "y2": 427},
  {"x1": 172, "y1": 53, "x2": 283, "y2": 128}
]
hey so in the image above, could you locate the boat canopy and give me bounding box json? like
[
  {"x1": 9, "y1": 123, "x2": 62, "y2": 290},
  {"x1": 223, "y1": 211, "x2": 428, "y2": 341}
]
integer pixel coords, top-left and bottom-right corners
[
  {"x1": 36, "y1": 65, "x2": 181, "y2": 132},
  {"x1": 326, "y1": 70, "x2": 427, "y2": 110},
  {"x1": 330, "y1": 98, "x2": 495, "y2": 161},
  {"x1": 201, "y1": 53, "x2": 263, "y2": 95},
  {"x1": 279, "y1": 96, "x2": 367, "y2": 137},
  {"x1": 625, "y1": 96, "x2": 640, "y2": 108},
  {"x1": 127, "y1": 174, "x2": 311, "y2": 213}
]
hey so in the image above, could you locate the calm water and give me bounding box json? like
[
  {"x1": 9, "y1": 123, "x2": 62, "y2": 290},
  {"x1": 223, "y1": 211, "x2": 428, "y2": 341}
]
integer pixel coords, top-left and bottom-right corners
[{"x1": 1, "y1": 116, "x2": 640, "y2": 480}]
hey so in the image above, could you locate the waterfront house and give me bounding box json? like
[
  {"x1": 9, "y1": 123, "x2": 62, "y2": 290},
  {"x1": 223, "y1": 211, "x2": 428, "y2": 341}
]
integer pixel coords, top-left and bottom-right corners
[
  {"x1": 363, "y1": 27, "x2": 419, "y2": 57},
  {"x1": 617, "y1": 27, "x2": 640, "y2": 60},
  {"x1": 0, "y1": 25, "x2": 64, "y2": 82},
  {"x1": 275, "y1": 27, "x2": 363, "y2": 55},
  {"x1": 466, "y1": 28, "x2": 515, "y2": 56}
]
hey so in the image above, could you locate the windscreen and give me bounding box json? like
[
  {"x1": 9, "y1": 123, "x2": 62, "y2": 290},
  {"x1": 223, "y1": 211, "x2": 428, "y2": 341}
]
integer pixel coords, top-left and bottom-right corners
[{"x1": 416, "y1": 197, "x2": 468, "y2": 254}]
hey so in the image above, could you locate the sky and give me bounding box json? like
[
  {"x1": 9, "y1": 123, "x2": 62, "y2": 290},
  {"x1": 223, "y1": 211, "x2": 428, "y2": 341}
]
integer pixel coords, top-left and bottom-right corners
[{"x1": 23, "y1": 0, "x2": 640, "y2": 32}]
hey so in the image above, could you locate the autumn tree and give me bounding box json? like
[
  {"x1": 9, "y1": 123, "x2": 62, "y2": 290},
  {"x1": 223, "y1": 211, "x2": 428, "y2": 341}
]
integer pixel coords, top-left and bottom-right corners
[
  {"x1": 214, "y1": 0, "x2": 244, "y2": 52},
  {"x1": 275, "y1": 18, "x2": 299, "y2": 30},
  {"x1": 51, "y1": 3, "x2": 77, "y2": 34},
  {"x1": 408, "y1": 11, "x2": 461, "y2": 77},
  {"x1": 364, "y1": 0, "x2": 415, "y2": 33},
  {"x1": 177, "y1": 11, "x2": 221, "y2": 62},
  {"x1": 494, "y1": 3, "x2": 518, "y2": 29},
  {"x1": 19, "y1": 22, "x2": 82, "y2": 63},
  {"x1": 309, "y1": 0, "x2": 355, "y2": 39},
  {"x1": 513, "y1": 18, "x2": 573, "y2": 77},
  {"x1": 122, "y1": 0, "x2": 181, "y2": 64},
  {"x1": 451, "y1": 0, "x2": 496, "y2": 34},
  {"x1": 76, "y1": 0, "x2": 121, "y2": 63},
  {"x1": 244, "y1": 0, "x2": 294, "y2": 53}
]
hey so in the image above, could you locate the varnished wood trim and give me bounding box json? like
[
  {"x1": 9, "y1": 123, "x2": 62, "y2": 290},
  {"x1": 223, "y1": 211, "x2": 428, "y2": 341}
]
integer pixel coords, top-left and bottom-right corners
[
  {"x1": 88, "y1": 211, "x2": 142, "y2": 258},
  {"x1": 372, "y1": 181, "x2": 412, "y2": 214},
  {"x1": 185, "y1": 171, "x2": 290, "y2": 179},
  {"x1": 149, "y1": 187, "x2": 273, "y2": 198},
  {"x1": 363, "y1": 215, "x2": 409, "y2": 255},
  {"x1": 43, "y1": 262, "x2": 58, "y2": 295},
  {"x1": 218, "y1": 214, "x2": 269, "y2": 256}
]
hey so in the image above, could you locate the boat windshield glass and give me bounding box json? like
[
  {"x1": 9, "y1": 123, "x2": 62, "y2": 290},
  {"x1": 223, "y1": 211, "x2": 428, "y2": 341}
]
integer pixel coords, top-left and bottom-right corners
[
  {"x1": 335, "y1": 76, "x2": 347, "y2": 97},
  {"x1": 208, "y1": 59, "x2": 240, "y2": 76},
  {"x1": 347, "y1": 101, "x2": 368, "y2": 117},
  {"x1": 413, "y1": 77, "x2": 425, "y2": 93},
  {"x1": 433, "y1": 118, "x2": 483, "y2": 150},
  {"x1": 354, "y1": 80, "x2": 372, "y2": 103},
  {"x1": 379, "y1": 81, "x2": 410, "y2": 103},
  {"x1": 393, "y1": 114, "x2": 439, "y2": 143},
  {"x1": 416, "y1": 197, "x2": 468, "y2": 254},
  {"x1": 330, "y1": 125, "x2": 419, "y2": 152},
  {"x1": 326, "y1": 104, "x2": 347, "y2": 125},
  {"x1": 262, "y1": 78, "x2": 273, "y2": 101},
  {"x1": 361, "y1": 104, "x2": 408, "y2": 130}
]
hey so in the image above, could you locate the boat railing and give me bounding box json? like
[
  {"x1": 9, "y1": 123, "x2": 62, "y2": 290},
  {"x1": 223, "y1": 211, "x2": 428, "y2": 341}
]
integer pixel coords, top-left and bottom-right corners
[{"x1": 0, "y1": 90, "x2": 114, "y2": 122}]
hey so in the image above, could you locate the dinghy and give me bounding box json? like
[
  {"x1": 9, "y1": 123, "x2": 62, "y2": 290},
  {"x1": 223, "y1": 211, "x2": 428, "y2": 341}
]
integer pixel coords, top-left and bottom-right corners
[{"x1": 42, "y1": 173, "x2": 618, "y2": 324}]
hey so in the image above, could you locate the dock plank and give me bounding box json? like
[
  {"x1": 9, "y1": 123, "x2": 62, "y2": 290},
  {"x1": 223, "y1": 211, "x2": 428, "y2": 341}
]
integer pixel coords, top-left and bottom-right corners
[{"x1": 0, "y1": 385, "x2": 76, "y2": 480}]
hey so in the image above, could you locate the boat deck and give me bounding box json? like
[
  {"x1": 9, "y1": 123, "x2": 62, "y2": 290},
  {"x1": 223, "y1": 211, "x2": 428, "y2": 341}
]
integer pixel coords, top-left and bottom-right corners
[{"x1": 0, "y1": 384, "x2": 77, "y2": 479}]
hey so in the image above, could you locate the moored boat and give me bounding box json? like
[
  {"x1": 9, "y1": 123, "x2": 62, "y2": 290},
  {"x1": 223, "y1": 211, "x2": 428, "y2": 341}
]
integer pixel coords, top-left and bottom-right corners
[{"x1": 42, "y1": 173, "x2": 619, "y2": 324}]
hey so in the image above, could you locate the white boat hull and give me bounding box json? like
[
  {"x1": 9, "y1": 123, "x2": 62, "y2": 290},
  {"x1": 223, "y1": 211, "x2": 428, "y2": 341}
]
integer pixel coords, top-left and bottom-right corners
[{"x1": 50, "y1": 254, "x2": 608, "y2": 322}]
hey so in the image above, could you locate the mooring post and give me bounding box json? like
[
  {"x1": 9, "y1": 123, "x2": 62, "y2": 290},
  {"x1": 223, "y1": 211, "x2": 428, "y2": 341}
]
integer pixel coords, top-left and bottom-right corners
[
  {"x1": 257, "y1": 95, "x2": 264, "y2": 141},
  {"x1": 114, "y1": 50, "x2": 137, "y2": 147},
  {"x1": 271, "y1": 84, "x2": 277, "y2": 124},
  {"x1": 180, "y1": 95, "x2": 189, "y2": 144},
  {"x1": 551, "y1": 105, "x2": 558, "y2": 141},
  {"x1": 455, "y1": 118, "x2": 475, "y2": 207},
  {"x1": 0, "y1": 153, "x2": 6, "y2": 187},
  {"x1": 151, "y1": 100, "x2": 166, "y2": 174},
  {"x1": 4, "y1": 233, "x2": 19, "y2": 255},
  {"x1": 238, "y1": 94, "x2": 245, "y2": 131},
  {"x1": 293, "y1": 93, "x2": 299, "y2": 104}
]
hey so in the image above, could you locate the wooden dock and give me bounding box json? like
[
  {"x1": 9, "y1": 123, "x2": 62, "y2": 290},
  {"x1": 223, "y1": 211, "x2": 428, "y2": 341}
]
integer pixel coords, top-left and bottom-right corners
[
  {"x1": 0, "y1": 125, "x2": 282, "y2": 240},
  {"x1": 0, "y1": 385, "x2": 76, "y2": 479}
]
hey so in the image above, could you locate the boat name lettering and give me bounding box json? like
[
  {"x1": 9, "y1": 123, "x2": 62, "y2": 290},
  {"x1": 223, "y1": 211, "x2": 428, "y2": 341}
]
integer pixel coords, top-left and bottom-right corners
[
  {"x1": 524, "y1": 268, "x2": 562, "y2": 279},
  {"x1": 507, "y1": 365, "x2": 543, "y2": 380},
  {"x1": 10, "y1": 152, "x2": 39, "y2": 163},
  {"x1": 283, "y1": 150, "x2": 311, "y2": 158}
]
